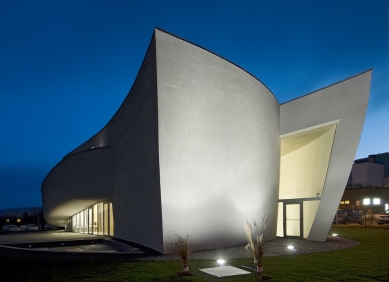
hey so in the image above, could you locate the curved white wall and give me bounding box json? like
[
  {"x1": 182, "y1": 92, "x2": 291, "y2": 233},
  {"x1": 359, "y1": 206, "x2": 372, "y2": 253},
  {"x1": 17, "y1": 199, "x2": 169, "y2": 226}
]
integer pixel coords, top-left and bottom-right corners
[
  {"x1": 155, "y1": 30, "x2": 280, "y2": 252},
  {"x1": 42, "y1": 148, "x2": 113, "y2": 226}
]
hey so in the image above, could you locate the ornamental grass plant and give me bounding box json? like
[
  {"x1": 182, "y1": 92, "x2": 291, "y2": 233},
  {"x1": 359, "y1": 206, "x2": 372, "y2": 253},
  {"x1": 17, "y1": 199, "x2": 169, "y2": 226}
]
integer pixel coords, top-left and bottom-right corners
[
  {"x1": 170, "y1": 233, "x2": 191, "y2": 275},
  {"x1": 244, "y1": 216, "x2": 270, "y2": 280}
]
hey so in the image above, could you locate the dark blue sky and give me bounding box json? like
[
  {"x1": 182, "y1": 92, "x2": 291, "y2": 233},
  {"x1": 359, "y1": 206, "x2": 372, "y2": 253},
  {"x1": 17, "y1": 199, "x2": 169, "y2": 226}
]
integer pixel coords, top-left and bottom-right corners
[{"x1": 1, "y1": 0, "x2": 388, "y2": 209}]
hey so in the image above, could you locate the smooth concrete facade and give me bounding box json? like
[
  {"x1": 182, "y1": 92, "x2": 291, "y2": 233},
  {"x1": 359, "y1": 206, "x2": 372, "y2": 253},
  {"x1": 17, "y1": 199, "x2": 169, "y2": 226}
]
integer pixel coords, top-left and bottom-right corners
[{"x1": 42, "y1": 28, "x2": 371, "y2": 254}]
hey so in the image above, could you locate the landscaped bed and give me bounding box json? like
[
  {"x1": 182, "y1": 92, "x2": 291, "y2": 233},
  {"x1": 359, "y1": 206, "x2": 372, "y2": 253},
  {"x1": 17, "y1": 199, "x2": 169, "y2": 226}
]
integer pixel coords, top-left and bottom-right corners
[{"x1": 1, "y1": 226, "x2": 388, "y2": 281}]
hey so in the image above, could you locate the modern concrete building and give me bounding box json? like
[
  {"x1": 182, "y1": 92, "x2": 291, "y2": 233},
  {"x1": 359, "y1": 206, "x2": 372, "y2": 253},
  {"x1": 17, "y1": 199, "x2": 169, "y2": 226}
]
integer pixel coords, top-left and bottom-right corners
[
  {"x1": 349, "y1": 162, "x2": 384, "y2": 188},
  {"x1": 340, "y1": 187, "x2": 389, "y2": 215},
  {"x1": 41, "y1": 28, "x2": 372, "y2": 254},
  {"x1": 348, "y1": 152, "x2": 389, "y2": 188}
]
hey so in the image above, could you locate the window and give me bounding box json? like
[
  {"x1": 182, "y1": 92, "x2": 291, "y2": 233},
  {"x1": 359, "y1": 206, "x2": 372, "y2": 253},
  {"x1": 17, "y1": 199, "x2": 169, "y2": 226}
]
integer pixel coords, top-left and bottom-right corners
[
  {"x1": 340, "y1": 201, "x2": 344, "y2": 204},
  {"x1": 17, "y1": 219, "x2": 21, "y2": 222},
  {"x1": 68, "y1": 201, "x2": 113, "y2": 236},
  {"x1": 104, "y1": 203, "x2": 109, "y2": 236},
  {"x1": 88, "y1": 208, "x2": 93, "y2": 234},
  {"x1": 373, "y1": 198, "x2": 380, "y2": 205},
  {"x1": 109, "y1": 202, "x2": 114, "y2": 236},
  {"x1": 344, "y1": 200, "x2": 349, "y2": 204},
  {"x1": 6, "y1": 219, "x2": 9, "y2": 222},
  {"x1": 93, "y1": 204, "x2": 98, "y2": 234}
]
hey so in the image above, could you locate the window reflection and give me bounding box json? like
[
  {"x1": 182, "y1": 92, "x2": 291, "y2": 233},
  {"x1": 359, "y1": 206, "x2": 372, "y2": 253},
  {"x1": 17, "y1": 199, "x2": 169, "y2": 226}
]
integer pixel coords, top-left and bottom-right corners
[{"x1": 65, "y1": 201, "x2": 114, "y2": 237}]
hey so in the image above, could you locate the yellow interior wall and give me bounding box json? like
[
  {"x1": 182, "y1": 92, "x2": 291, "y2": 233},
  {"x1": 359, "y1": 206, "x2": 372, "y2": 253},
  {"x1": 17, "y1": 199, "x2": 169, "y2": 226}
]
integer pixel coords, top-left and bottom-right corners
[
  {"x1": 276, "y1": 202, "x2": 283, "y2": 237},
  {"x1": 279, "y1": 125, "x2": 337, "y2": 200},
  {"x1": 303, "y1": 200, "x2": 320, "y2": 238}
]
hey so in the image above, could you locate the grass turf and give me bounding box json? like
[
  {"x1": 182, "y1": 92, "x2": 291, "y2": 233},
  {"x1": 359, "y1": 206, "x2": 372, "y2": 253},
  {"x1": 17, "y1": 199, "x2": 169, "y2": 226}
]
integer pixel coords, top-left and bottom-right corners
[{"x1": 1, "y1": 226, "x2": 388, "y2": 281}]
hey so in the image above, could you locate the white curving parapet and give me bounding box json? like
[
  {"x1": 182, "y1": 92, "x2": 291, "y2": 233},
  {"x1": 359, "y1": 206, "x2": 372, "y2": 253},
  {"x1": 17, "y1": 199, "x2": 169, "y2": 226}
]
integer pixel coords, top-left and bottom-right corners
[{"x1": 41, "y1": 28, "x2": 371, "y2": 254}]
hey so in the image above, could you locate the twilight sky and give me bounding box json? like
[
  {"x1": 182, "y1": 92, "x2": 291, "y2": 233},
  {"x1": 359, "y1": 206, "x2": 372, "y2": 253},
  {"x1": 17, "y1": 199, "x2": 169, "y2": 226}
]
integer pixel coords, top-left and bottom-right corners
[{"x1": 1, "y1": 0, "x2": 388, "y2": 209}]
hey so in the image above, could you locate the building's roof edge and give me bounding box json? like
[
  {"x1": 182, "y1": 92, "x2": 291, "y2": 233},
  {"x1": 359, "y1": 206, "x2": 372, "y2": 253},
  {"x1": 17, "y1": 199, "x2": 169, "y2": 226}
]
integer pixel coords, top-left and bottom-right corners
[
  {"x1": 154, "y1": 27, "x2": 279, "y2": 104},
  {"x1": 280, "y1": 68, "x2": 374, "y2": 105}
]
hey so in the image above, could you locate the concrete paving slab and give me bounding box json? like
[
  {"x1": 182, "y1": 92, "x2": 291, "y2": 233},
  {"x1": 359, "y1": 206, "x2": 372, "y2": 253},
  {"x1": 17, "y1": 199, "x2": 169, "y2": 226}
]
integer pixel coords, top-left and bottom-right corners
[{"x1": 199, "y1": 266, "x2": 250, "y2": 277}]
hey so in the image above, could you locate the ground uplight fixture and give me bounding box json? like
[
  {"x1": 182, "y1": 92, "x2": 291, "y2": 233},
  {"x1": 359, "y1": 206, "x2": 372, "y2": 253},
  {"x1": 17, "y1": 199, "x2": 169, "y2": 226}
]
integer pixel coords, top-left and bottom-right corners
[
  {"x1": 217, "y1": 259, "x2": 225, "y2": 265},
  {"x1": 332, "y1": 233, "x2": 338, "y2": 237},
  {"x1": 287, "y1": 245, "x2": 294, "y2": 249}
]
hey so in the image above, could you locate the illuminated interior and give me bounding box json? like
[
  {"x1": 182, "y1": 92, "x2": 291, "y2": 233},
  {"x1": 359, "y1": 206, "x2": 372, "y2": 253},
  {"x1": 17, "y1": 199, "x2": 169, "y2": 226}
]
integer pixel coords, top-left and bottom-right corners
[
  {"x1": 277, "y1": 123, "x2": 337, "y2": 238},
  {"x1": 286, "y1": 204, "x2": 300, "y2": 236},
  {"x1": 65, "y1": 201, "x2": 114, "y2": 236},
  {"x1": 303, "y1": 200, "x2": 320, "y2": 238},
  {"x1": 279, "y1": 123, "x2": 337, "y2": 199}
]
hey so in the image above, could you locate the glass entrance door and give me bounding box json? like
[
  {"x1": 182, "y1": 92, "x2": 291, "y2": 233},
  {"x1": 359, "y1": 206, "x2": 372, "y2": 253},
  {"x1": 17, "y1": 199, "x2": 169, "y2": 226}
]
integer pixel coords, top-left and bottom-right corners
[
  {"x1": 285, "y1": 204, "x2": 301, "y2": 237},
  {"x1": 277, "y1": 199, "x2": 321, "y2": 239}
]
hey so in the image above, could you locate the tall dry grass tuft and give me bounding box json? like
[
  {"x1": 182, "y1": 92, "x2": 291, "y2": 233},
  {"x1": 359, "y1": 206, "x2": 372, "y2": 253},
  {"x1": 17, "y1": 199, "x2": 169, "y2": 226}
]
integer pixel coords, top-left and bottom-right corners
[
  {"x1": 170, "y1": 233, "x2": 191, "y2": 274},
  {"x1": 245, "y1": 215, "x2": 270, "y2": 280}
]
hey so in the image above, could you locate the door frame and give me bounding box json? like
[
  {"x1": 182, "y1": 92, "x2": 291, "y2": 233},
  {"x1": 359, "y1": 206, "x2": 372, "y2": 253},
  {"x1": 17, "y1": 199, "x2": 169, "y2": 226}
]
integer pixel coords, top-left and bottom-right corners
[{"x1": 279, "y1": 197, "x2": 320, "y2": 239}]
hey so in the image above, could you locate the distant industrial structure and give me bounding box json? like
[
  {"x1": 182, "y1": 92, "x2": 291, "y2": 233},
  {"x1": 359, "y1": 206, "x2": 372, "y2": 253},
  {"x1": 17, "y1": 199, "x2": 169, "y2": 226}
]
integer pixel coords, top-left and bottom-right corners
[
  {"x1": 341, "y1": 153, "x2": 389, "y2": 215},
  {"x1": 347, "y1": 152, "x2": 389, "y2": 188}
]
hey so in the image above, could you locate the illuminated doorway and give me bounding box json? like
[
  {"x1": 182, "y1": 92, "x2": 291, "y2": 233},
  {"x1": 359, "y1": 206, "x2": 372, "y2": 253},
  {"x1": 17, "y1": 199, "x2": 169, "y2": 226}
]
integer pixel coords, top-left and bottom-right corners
[{"x1": 277, "y1": 198, "x2": 320, "y2": 239}]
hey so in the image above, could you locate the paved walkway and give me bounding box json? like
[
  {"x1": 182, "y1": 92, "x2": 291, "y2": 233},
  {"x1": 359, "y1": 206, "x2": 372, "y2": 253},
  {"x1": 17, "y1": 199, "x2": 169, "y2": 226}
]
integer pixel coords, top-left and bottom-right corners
[
  {"x1": 0, "y1": 230, "x2": 359, "y2": 260},
  {"x1": 0, "y1": 230, "x2": 109, "y2": 244}
]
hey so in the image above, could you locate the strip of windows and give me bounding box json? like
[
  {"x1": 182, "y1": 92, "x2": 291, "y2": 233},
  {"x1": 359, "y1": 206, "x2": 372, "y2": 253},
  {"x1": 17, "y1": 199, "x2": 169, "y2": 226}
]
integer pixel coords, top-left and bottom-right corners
[{"x1": 65, "y1": 201, "x2": 114, "y2": 236}]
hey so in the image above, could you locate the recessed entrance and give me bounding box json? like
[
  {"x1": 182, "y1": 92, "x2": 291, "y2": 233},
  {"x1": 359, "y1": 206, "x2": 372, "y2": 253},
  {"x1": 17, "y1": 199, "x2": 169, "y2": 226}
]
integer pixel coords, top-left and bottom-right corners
[{"x1": 277, "y1": 198, "x2": 320, "y2": 239}]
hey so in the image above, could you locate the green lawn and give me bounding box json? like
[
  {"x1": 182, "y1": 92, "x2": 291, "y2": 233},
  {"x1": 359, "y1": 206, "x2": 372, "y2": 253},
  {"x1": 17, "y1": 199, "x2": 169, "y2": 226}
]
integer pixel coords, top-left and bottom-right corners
[{"x1": 1, "y1": 226, "x2": 389, "y2": 281}]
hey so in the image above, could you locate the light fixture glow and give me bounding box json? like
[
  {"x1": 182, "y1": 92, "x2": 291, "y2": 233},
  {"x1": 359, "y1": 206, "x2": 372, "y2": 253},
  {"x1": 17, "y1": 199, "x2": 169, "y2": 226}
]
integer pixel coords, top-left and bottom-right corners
[
  {"x1": 332, "y1": 233, "x2": 338, "y2": 237},
  {"x1": 287, "y1": 245, "x2": 294, "y2": 249},
  {"x1": 217, "y1": 259, "x2": 225, "y2": 265},
  {"x1": 373, "y1": 198, "x2": 380, "y2": 205},
  {"x1": 363, "y1": 198, "x2": 370, "y2": 205}
]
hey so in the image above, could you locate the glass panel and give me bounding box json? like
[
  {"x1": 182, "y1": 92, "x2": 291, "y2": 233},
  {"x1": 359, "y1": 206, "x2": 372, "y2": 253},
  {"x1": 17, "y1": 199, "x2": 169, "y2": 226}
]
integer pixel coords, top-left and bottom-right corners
[
  {"x1": 104, "y1": 203, "x2": 109, "y2": 235},
  {"x1": 72, "y1": 215, "x2": 76, "y2": 232},
  {"x1": 276, "y1": 202, "x2": 284, "y2": 237},
  {"x1": 77, "y1": 213, "x2": 81, "y2": 233},
  {"x1": 83, "y1": 209, "x2": 88, "y2": 233},
  {"x1": 97, "y1": 202, "x2": 103, "y2": 235},
  {"x1": 286, "y1": 204, "x2": 300, "y2": 236},
  {"x1": 93, "y1": 204, "x2": 98, "y2": 234},
  {"x1": 89, "y1": 208, "x2": 93, "y2": 234},
  {"x1": 303, "y1": 200, "x2": 320, "y2": 238},
  {"x1": 109, "y1": 202, "x2": 114, "y2": 236},
  {"x1": 67, "y1": 201, "x2": 114, "y2": 235},
  {"x1": 79, "y1": 211, "x2": 84, "y2": 233}
]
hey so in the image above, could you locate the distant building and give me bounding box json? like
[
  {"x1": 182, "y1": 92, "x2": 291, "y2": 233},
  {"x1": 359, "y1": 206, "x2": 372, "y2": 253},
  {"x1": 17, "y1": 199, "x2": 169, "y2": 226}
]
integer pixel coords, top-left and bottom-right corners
[
  {"x1": 348, "y1": 152, "x2": 389, "y2": 188},
  {"x1": 341, "y1": 152, "x2": 389, "y2": 216},
  {"x1": 340, "y1": 187, "x2": 389, "y2": 215},
  {"x1": 0, "y1": 215, "x2": 21, "y2": 229}
]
